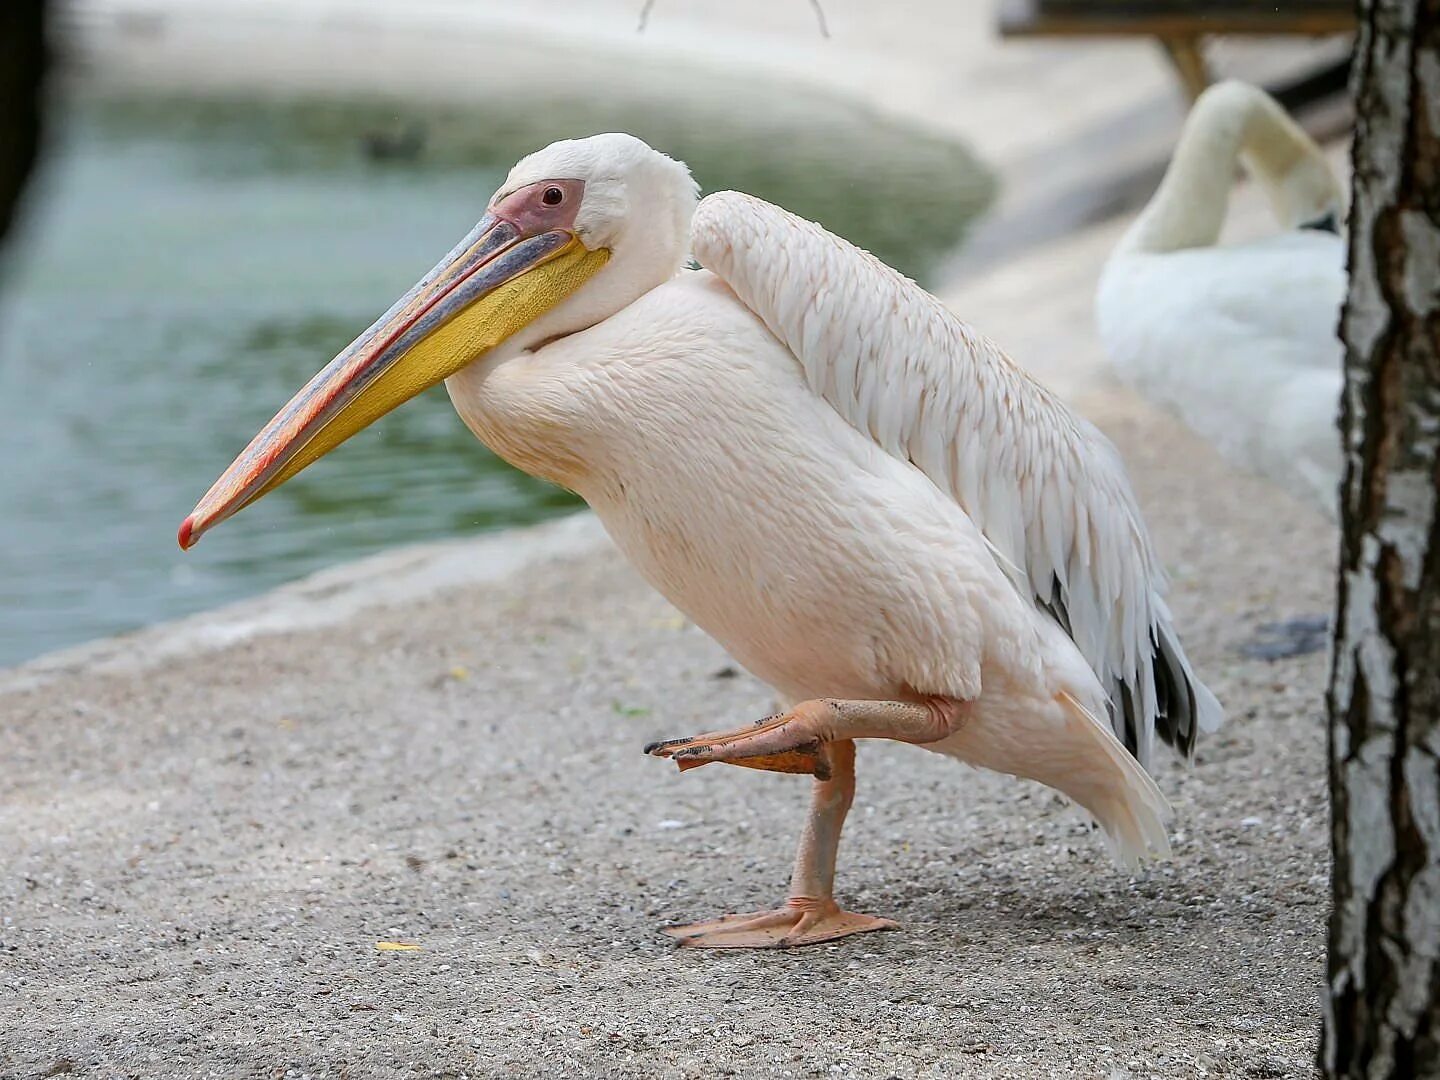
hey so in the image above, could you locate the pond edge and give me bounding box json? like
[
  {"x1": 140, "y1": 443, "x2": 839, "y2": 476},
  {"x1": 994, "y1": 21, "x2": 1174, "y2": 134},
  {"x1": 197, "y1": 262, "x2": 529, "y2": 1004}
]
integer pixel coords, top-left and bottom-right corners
[{"x1": 1, "y1": 512, "x2": 610, "y2": 694}]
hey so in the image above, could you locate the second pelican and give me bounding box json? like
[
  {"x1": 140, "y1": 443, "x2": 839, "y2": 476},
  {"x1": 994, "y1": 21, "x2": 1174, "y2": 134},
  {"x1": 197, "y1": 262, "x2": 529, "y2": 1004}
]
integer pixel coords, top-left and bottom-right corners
[{"x1": 181, "y1": 134, "x2": 1222, "y2": 949}]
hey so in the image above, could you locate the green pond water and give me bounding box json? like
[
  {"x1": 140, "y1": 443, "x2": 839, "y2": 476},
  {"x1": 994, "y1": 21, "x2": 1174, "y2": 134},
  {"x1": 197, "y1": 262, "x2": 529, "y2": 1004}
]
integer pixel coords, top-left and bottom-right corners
[{"x1": 0, "y1": 91, "x2": 993, "y2": 668}]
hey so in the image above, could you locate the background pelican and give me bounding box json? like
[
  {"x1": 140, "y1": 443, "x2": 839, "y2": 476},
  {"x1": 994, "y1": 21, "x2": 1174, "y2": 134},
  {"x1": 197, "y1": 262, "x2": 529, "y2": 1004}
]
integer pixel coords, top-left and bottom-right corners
[
  {"x1": 182, "y1": 133, "x2": 1221, "y2": 949},
  {"x1": 1096, "y1": 81, "x2": 1346, "y2": 517}
]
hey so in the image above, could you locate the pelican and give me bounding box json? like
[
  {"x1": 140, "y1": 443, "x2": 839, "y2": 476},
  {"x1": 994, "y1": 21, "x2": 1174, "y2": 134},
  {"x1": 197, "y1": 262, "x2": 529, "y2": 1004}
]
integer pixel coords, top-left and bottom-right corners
[
  {"x1": 181, "y1": 134, "x2": 1222, "y2": 949},
  {"x1": 1096, "y1": 80, "x2": 1346, "y2": 517}
]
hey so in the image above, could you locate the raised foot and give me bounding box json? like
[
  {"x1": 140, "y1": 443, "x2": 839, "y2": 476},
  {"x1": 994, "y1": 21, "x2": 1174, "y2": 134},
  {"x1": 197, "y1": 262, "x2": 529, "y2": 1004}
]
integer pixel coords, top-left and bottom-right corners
[
  {"x1": 645, "y1": 707, "x2": 833, "y2": 778},
  {"x1": 662, "y1": 900, "x2": 898, "y2": 949}
]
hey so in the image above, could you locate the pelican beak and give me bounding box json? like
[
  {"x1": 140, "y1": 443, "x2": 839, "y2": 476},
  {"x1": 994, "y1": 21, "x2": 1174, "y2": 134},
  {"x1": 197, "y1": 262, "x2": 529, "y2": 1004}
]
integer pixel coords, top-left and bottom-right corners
[{"x1": 178, "y1": 209, "x2": 608, "y2": 549}]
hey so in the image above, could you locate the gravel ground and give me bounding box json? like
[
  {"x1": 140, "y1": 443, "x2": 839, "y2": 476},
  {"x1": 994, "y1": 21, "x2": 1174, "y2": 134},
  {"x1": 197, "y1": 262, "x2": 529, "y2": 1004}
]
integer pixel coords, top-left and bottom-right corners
[{"x1": 1, "y1": 377, "x2": 1337, "y2": 1079}]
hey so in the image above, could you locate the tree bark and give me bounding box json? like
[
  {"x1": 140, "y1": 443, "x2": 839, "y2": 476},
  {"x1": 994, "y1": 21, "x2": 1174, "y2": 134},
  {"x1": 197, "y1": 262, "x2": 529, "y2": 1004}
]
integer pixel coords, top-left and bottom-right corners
[
  {"x1": 0, "y1": 0, "x2": 48, "y2": 249},
  {"x1": 1323, "y1": 1, "x2": 1440, "y2": 1077}
]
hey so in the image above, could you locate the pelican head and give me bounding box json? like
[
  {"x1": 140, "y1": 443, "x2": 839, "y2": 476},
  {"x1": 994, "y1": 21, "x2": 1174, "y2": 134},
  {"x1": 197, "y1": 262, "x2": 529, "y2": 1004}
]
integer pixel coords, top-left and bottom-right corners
[{"x1": 179, "y1": 133, "x2": 697, "y2": 548}]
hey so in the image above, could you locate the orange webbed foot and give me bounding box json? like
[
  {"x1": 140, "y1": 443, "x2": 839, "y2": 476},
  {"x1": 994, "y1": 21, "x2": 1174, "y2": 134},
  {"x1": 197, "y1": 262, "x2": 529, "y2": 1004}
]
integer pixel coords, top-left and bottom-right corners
[
  {"x1": 662, "y1": 899, "x2": 897, "y2": 949},
  {"x1": 644, "y1": 706, "x2": 833, "y2": 778}
]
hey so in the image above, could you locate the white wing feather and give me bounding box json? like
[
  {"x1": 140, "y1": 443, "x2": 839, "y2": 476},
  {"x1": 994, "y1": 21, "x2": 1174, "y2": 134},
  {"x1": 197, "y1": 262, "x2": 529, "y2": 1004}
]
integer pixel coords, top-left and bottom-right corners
[{"x1": 691, "y1": 191, "x2": 1222, "y2": 764}]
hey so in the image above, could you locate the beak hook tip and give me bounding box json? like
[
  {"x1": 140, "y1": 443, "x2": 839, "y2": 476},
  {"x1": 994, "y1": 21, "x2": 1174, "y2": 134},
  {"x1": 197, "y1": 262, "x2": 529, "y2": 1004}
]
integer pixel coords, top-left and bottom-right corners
[{"x1": 178, "y1": 515, "x2": 197, "y2": 551}]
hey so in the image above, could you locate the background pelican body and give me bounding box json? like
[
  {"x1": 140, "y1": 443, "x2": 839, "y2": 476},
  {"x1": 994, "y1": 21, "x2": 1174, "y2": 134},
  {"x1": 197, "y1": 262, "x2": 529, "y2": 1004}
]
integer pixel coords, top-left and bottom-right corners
[
  {"x1": 184, "y1": 133, "x2": 1221, "y2": 947},
  {"x1": 1096, "y1": 81, "x2": 1346, "y2": 517}
]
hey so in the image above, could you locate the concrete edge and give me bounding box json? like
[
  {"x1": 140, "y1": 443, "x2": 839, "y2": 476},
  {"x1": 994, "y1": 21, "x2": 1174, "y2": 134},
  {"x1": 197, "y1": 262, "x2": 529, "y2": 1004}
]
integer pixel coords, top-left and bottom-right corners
[{"x1": 0, "y1": 512, "x2": 611, "y2": 696}]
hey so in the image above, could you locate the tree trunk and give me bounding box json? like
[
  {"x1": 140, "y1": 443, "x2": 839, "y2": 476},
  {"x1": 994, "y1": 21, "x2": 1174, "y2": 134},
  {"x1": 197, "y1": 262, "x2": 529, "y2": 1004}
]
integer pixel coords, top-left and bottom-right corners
[
  {"x1": 1322, "y1": 1, "x2": 1440, "y2": 1077},
  {"x1": 0, "y1": 0, "x2": 48, "y2": 248}
]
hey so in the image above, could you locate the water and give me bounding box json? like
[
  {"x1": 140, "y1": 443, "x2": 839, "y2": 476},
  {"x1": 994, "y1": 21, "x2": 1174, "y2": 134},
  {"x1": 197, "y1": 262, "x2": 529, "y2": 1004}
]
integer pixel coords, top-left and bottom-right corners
[{"x1": 0, "y1": 92, "x2": 993, "y2": 667}]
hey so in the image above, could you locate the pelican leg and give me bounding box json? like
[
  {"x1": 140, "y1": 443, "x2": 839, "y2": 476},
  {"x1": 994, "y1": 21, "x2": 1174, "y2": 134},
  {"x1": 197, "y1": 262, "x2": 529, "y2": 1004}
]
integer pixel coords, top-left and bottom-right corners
[
  {"x1": 648, "y1": 699, "x2": 964, "y2": 949},
  {"x1": 659, "y1": 740, "x2": 898, "y2": 948},
  {"x1": 645, "y1": 696, "x2": 961, "y2": 777}
]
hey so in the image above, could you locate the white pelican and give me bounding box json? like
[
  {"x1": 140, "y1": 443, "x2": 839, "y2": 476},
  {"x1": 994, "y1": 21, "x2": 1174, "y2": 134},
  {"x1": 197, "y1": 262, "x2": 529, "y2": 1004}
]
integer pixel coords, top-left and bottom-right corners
[
  {"x1": 1096, "y1": 80, "x2": 1346, "y2": 517},
  {"x1": 181, "y1": 134, "x2": 1222, "y2": 949}
]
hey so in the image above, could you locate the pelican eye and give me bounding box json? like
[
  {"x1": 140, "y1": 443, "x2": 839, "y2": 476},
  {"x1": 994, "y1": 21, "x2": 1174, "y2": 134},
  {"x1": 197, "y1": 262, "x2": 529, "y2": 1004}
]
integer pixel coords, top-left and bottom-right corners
[{"x1": 541, "y1": 186, "x2": 565, "y2": 207}]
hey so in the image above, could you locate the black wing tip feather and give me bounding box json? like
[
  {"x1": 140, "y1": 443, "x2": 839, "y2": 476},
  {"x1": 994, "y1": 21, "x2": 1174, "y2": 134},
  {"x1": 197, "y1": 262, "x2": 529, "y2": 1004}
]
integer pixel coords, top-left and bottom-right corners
[
  {"x1": 1042, "y1": 576, "x2": 1202, "y2": 764},
  {"x1": 1110, "y1": 628, "x2": 1201, "y2": 765},
  {"x1": 1152, "y1": 625, "x2": 1200, "y2": 759},
  {"x1": 1117, "y1": 682, "x2": 1140, "y2": 760}
]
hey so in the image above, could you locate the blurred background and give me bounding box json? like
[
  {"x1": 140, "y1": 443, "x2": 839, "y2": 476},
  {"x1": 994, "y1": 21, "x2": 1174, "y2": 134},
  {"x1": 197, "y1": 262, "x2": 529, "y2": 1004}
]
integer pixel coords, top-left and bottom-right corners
[{"x1": 0, "y1": 0, "x2": 1349, "y2": 667}]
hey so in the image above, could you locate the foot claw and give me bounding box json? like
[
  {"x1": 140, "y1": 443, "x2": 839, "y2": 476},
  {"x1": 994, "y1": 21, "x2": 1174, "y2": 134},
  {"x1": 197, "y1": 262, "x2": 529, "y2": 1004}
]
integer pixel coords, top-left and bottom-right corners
[{"x1": 643, "y1": 735, "x2": 700, "y2": 754}]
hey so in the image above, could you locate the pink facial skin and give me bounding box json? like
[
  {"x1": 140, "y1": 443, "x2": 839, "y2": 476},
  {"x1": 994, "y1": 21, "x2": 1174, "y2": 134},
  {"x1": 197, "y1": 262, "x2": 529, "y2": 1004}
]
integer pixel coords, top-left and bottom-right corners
[{"x1": 489, "y1": 178, "x2": 586, "y2": 238}]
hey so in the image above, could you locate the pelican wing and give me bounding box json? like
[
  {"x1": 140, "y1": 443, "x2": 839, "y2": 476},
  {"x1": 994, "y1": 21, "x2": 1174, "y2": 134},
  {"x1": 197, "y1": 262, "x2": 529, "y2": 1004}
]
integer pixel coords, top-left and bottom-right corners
[{"x1": 691, "y1": 191, "x2": 1222, "y2": 764}]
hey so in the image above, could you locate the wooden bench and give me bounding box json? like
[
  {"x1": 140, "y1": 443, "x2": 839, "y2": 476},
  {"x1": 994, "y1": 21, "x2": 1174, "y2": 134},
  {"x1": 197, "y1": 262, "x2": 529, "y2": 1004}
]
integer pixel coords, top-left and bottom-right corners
[{"x1": 998, "y1": 0, "x2": 1355, "y2": 102}]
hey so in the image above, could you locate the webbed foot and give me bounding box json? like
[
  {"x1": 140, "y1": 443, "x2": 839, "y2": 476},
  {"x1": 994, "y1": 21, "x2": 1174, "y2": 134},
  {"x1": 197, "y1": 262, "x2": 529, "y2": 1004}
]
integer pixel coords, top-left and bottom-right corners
[{"x1": 662, "y1": 898, "x2": 897, "y2": 949}]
